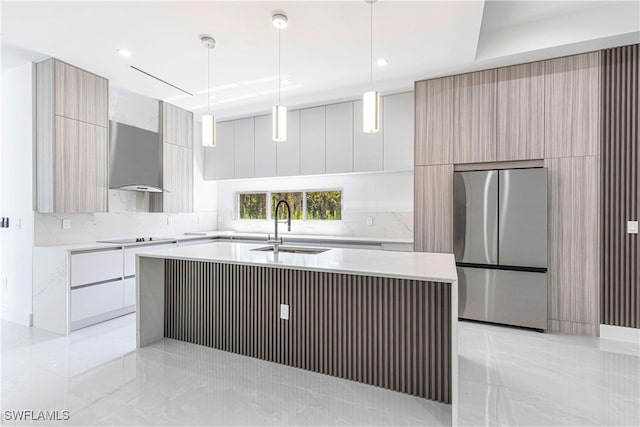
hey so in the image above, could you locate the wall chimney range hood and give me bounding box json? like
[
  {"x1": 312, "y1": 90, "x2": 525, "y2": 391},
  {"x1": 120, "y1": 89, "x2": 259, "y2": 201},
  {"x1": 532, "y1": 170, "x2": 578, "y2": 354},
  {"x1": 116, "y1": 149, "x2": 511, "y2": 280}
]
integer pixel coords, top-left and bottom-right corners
[{"x1": 108, "y1": 121, "x2": 163, "y2": 193}]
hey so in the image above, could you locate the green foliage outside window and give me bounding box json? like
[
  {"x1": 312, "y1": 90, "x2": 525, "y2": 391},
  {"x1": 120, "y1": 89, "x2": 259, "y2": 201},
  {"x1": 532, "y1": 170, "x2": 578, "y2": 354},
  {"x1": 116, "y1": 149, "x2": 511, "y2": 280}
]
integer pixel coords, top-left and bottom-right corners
[
  {"x1": 306, "y1": 191, "x2": 342, "y2": 220},
  {"x1": 271, "y1": 192, "x2": 303, "y2": 220},
  {"x1": 238, "y1": 193, "x2": 267, "y2": 219}
]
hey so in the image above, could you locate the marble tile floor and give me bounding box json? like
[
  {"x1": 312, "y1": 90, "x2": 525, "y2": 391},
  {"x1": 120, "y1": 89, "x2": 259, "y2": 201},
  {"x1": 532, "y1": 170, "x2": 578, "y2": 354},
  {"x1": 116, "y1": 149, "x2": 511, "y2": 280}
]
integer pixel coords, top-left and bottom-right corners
[{"x1": 1, "y1": 314, "x2": 638, "y2": 426}]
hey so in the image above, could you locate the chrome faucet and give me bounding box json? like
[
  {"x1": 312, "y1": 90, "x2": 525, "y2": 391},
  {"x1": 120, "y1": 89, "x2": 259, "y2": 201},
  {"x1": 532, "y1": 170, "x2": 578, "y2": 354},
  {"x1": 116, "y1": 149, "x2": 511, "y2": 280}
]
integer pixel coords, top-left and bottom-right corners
[{"x1": 268, "y1": 200, "x2": 291, "y2": 254}]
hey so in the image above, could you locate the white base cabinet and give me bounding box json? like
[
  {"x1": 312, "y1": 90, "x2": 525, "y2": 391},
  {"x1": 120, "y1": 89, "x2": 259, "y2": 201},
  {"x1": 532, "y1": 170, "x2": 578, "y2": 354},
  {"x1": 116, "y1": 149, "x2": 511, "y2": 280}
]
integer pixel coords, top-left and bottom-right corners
[{"x1": 71, "y1": 280, "x2": 124, "y2": 323}]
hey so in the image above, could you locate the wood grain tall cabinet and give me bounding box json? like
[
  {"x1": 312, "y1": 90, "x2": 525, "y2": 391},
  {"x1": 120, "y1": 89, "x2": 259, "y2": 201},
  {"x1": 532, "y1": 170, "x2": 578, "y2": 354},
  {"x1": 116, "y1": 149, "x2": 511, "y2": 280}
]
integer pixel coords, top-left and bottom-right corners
[
  {"x1": 36, "y1": 58, "x2": 108, "y2": 213},
  {"x1": 153, "y1": 101, "x2": 194, "y2": 213}
]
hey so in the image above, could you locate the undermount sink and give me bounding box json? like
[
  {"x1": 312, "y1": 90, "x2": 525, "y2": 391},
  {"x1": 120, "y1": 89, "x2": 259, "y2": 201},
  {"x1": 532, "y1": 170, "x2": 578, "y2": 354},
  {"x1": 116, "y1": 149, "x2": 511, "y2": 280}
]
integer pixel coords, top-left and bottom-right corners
[{"x1": 252, "y1": 245, "x2": 330, "y2": 255}]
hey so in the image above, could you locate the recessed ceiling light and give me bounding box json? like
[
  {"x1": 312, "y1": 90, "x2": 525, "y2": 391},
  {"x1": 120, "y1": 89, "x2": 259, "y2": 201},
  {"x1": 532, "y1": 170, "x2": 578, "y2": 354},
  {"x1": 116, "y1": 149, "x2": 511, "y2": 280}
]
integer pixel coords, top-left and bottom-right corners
[
  {"x1": 281, "y1": 79, "x2": 289, "y2": 85},
  {"x1": 117, "y1": 49, "x2": 131, "y2": 57},
  {"x1": 377, "y1": 58, "x2": 388, "y2": 67},
  {"x1": 272, "y1": 13, "x2": 288, "y2": 29}
]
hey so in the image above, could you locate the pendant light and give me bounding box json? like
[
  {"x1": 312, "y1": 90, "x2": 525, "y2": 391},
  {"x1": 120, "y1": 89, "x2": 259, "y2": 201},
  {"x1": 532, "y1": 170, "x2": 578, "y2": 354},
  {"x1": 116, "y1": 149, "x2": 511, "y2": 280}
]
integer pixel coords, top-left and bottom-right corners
[
  {"x1": 363, "y1": 0, "x2": 380, "y2": 133},
  {"x1": 201, "y1": 36, "x2": 216, "y2": 147},
  {"x1": 272, "y1": 12, "x2": 288, "y2": 142}
]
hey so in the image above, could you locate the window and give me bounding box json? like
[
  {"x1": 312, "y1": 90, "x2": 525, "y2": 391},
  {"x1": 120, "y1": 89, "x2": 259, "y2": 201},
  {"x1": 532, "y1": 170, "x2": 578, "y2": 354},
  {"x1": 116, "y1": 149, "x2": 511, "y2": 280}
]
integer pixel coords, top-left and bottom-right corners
[
  {"x1": 306, "y1": 191, "x2": 342, "y2": 220},
  {"x1": 271, "y1": 192, "x2": 303, "y2": 220},
  {"x1": 238, "y1": 190, "x2": 342, "y2": 221},
  {"x1": 238, "y1": 193, "x2": 267, "y2": 219}
]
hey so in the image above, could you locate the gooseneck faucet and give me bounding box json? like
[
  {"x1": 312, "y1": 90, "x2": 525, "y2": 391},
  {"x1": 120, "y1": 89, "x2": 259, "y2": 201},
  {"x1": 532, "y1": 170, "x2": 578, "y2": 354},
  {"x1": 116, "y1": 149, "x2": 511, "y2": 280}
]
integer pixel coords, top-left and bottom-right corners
[{"x1": 268, "y1": 200, "x2": 291, "y2": 254}]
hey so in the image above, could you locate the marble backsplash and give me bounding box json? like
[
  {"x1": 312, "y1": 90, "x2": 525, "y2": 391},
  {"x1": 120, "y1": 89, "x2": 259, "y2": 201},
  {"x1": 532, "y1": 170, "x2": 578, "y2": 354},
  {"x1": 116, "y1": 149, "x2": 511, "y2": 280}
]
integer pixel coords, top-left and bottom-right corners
[{"x1": 35, "y1": 190, "x2": 217, "y2": 246}]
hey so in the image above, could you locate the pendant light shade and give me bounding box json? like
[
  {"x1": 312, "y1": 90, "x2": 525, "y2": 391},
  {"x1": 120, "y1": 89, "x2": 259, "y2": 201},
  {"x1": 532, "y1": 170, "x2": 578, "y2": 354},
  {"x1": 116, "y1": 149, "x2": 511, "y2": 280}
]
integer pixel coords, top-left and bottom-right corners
[
  {"x1": 272, "y1": 105, "x2": 287, "y2": 142},
  {"x1": 202, "y1": 114, "x2": 216, "y2": 147},
  {"x1": 362, "y1": 0, "x2": 380, "y2": 134},
  {"x1": 363, "y1": 90, "x2": 379, "y2": 133},
  {"x1": 272, "y1": 12, "x2": 288, "y2": 142},
  {"x1": 201, "y1": 36, "x2": 216, "y2": 147}
]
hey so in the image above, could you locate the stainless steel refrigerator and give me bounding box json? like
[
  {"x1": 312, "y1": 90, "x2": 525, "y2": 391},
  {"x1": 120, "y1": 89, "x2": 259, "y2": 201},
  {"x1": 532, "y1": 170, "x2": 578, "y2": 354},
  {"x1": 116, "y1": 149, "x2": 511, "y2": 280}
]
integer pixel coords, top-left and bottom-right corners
[{"x1": 454, "y1": 168, "x2": 548, "y2": 330}]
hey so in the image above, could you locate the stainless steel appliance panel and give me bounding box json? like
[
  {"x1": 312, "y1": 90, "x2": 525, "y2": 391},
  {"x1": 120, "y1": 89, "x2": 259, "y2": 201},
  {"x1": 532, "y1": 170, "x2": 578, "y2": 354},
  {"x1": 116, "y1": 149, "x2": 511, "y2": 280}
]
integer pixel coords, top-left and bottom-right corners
[
  {"x1": 458, "y1": 266, "x2": 548, "y2": 330},
  {"x1": 498, "y1": 169, "x2": 548, "y2": 268},
  {"x1": 454, "y1": 170, "x2": 498, "y2": 265}
]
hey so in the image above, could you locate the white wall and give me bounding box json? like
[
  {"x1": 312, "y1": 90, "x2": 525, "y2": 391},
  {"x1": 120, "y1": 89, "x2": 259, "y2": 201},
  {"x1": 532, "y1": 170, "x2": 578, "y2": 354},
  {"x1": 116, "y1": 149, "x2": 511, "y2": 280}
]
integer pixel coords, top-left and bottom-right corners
[
  {"x1": 34, "y1": 87, "x2": 218, "y2": 245},
  {"x1": 216, "y1": 171, "x2": 413, "y2": 240},
  {"x1": 1, "y1": 62, "x2": 35, "y2": 325}
]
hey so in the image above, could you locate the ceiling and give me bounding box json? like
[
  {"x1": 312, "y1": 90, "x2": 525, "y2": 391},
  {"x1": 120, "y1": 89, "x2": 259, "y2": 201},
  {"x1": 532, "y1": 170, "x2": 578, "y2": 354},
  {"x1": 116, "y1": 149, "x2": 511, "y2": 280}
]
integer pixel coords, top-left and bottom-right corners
[{"x1": 2, "y1": 1, "x2": 639, "y2": 120}]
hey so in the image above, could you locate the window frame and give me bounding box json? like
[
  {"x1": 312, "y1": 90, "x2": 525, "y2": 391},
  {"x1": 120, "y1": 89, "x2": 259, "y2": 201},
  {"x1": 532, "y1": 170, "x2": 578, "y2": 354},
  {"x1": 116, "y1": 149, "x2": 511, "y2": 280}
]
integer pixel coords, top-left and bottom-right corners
[{"x1": 236, "y1": 188, "x2": 343, "y2": 221}]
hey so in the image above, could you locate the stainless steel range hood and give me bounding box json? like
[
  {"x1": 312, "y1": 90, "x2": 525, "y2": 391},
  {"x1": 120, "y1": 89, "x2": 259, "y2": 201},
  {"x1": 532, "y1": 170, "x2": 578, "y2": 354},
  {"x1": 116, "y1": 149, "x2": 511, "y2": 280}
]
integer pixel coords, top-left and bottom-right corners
[{"x1": 108, "y1": 121, "x2": 163, "y2": 193}]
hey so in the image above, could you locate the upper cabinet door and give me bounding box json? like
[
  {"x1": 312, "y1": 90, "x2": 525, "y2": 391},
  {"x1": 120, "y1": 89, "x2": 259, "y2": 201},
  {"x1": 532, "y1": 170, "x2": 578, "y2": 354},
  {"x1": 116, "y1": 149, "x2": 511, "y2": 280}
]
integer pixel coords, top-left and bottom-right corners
[
  {"x1": 215, "y1": 121, "x2": 235, "y2": 180},
  {"x1": 325, "y1": 102, "x2": 354, "y2": 174},
  {"x1": 300, "y1": 106, "x2": 326, "y2": 175},
  {"x1": 453, "y1": 70, "x2": 497, "y2": 164},
  {"x1": 233, "y1": 117, "x2": 255, "y2": 179},
  {"x1": 353, "y1": 98, "x2": 383, "y2": 172},
  {"x1": 163, "y1": 143, "x2": 193, "y2": 213},
  {"x1": 78, "y1": 70, "x2": 108, "y2": 127},
  {"x1": 162, "y1": 102, "x2": 192, "y2": 148},
  {"x1": 254, "y1": 114, "x2": 277, "y2": 178},
  {"x1": 277, "y1": 110, "x2": 301, "y2": 177},
  {"x1": 415, "y1": 77, "x2": 453, "y2": 166},
  {"x1": 545, "y1": 52, "x2": 600, "y2": 158},
  {"x1": 54, "y1": 60, "x2": 80, "y2": 120},
  {"x1": 497, "y1": 63, "x2": 545, "y2": 161},
  {"x1": 383, "y1": 92, "x2": 414, "y2": 170}
]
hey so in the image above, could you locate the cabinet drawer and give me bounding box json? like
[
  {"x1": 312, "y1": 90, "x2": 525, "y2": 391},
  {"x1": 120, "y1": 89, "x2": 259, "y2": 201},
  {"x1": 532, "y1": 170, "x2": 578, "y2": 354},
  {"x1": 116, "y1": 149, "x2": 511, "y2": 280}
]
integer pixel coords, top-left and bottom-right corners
[
  {"x1": 70, "y1": 280, "x2": 124, "y2": 322},
  {"x1": 70, "y1": 249, "x2": 123, "y2": 287},
  {"x1": 123, "y1": 277, "x2": 136, "y2": 307},
  {"x1": 124, "y1": 243, "x2": 176, "y2": 277}
]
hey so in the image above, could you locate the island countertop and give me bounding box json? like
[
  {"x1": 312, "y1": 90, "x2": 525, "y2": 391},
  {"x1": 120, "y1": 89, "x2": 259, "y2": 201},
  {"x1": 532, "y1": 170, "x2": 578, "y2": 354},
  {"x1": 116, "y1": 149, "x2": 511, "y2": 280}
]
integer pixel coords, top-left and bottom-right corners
[{"x1": 136, "y1": 241, "x2": 457, "y2": 283}]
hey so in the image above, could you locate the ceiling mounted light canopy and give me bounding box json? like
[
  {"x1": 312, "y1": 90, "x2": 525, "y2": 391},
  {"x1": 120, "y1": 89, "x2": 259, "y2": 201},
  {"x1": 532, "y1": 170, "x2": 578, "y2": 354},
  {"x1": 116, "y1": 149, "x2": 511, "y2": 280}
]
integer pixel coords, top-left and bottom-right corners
[
  {"x1": 363, "y1": 0, "x2": 380, "y2": 133},
  {"x1": 201, "y1": 35, "x2": 216, "y2": 147},
  {"x1": 117, "y1": 49, "x2": 131, "y2": 57},
  {"x1": 272, "y1": 12, "x2": 288, "y2": 142}
]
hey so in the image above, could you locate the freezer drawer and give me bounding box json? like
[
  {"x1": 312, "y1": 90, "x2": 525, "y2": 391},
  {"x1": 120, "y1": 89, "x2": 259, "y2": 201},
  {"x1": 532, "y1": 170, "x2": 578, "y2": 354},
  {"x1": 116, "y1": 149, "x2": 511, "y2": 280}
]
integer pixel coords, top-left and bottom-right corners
[
  {"x1": 458, "y1": 266, "x2": 547, "y2": 330},
  {"x1": 498, "y1": 168, "x2": 548, "y2": 268},
  {"x1": 454, "y1": 170, "x2": 498, "y2": 265}
]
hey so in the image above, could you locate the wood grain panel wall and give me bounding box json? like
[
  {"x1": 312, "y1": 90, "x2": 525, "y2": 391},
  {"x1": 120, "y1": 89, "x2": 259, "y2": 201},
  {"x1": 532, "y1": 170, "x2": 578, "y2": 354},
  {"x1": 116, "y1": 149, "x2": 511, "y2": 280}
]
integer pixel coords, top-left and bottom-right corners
[
  {"x1": 414, "y1": 165, "x2": 453, "y2": 253},
  {"x1": 546, "y1": 156, "x2": 600, "y2": 333},
  {"x1": 497, "y1": 62, "x2": 545, "y2": 161},
  {"x1": 164, "y1": 260, "x2": 453, "y2": 403},
  {"x1": 453, "y1": 70, "x2": 497, "y2": 164},
  {"x1": 415, "y1": 77, "x2": 454, "y2": 165},
  {"x1": 601, "y1": 43, "x2": 640, "y2": 329},
  {"x1": 545, "y1": 52, "x2": 601, "y2": 158}
]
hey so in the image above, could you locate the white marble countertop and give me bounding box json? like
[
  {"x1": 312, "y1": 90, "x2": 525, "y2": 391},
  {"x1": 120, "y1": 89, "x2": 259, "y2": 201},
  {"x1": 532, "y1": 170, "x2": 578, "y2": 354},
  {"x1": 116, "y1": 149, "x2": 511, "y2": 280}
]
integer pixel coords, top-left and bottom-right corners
[
  {"x1": 35, "y1": 231, "x2": 413, "y2": 252},
  {"x1": 136, "y1": 241, "x2": 457, "y2": 283}
]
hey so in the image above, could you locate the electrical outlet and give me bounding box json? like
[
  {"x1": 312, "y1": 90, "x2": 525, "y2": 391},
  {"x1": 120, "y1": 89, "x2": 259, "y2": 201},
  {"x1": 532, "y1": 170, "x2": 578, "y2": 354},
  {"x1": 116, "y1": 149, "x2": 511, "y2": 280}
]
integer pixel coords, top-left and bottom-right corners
[
  {"x1": 3, "y1": 277, "x2": 7, "y2": 289},
  {"x1": 17, "y1": 218, "x2": 22, "y2": 230},
  {"x1": 167, "y1": 216, "x2": 173, "y2": 226},
  {"x1": 62, "y1": 219, "x2": 71, "y2": 230},
  {"x1": 280, "y1": 304, "x2": 289, "y2": 320},
  {"x1": 628, "y1": 221, "x2": 639, "y2": 234},
  {"x1": 367, "y1": 217, "x2": 374, "y2": 226}
]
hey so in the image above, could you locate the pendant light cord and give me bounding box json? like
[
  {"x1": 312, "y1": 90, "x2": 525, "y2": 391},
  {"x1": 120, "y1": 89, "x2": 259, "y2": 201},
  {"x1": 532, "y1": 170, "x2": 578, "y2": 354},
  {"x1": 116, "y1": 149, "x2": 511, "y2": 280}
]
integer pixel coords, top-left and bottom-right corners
[
  {"x1": 278, "y1": 28, "x2": 282, "y2": 105},
  {"x1": 207, "y1": 46, "x2": 211, "y2": 114},
  {"x1": 370, "y1": 0, "x2": 373, "y2": 88}
]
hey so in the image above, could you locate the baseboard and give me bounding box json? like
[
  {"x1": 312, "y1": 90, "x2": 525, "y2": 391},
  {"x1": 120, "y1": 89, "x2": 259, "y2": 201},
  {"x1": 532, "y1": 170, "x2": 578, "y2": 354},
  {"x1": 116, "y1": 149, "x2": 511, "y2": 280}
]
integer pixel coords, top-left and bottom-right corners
[
  {"x1": 600, "y1": 324, "x2": 640, "y2": 344},
  {"x1": 1, "y1": 306, "x2": 33, "y2": 327}
]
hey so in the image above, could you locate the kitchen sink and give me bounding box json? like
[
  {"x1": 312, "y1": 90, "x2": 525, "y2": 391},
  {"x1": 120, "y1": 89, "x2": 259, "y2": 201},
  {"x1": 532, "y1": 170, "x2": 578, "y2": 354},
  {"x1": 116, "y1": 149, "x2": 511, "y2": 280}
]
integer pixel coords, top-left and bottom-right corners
[{"x1": 252, "y1": 245, "x2": 330, "y2": 255}]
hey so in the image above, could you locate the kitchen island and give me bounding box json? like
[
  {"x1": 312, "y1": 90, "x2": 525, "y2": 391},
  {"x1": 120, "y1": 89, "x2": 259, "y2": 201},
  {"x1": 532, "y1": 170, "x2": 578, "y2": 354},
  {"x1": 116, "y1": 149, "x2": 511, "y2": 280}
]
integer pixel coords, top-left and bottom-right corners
[{"x1": 136, "y1": 242, "x2": 458, "y2": 411}]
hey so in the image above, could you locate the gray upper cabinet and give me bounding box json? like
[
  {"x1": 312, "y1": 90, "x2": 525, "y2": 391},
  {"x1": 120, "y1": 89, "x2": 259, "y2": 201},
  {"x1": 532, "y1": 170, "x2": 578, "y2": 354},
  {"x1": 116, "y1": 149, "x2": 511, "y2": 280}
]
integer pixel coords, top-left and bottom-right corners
[
  {"x1": 415, "y1": 78, "x2": 453, "y2": 166},
  {"x1": 215, "y1": 121, "x2": 235, "y2": 180},
  {"x1": 300, "y1": 106, "x2": 326, "y2": 175},
  {"x1": 233, "y1": 117, "x2": 255, "y2": 179},
  {"x1": 497, "y1": 63, "x2": 545, "y2": 161},
  {"x1": 254, "y1": 114, "x2": 277, "y2": 178},
  {"x1": 325, "y1": 102, "x2": 354, "y2": 174},
  {"x1": 545, "y1": 52, "x2": 600, "y2": 158},
  {"x1": 36, "y1": 58, "x2": 109, "y2": 213},
  {"x1": 454, "y1": 70, "x2": 497, "y2": 164},
  {"x1": 159, "y1": 101, "x2": 193, "y2": 213},
  {"x1": 383, "y1": 92, "x2": 414, "y2": 170},
  {"x1": 353, "y1": 98, "x2": 384, "y2": 172},
  {"x1": 277, "y1": 110, "x2": 301, "y2": 177}
]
